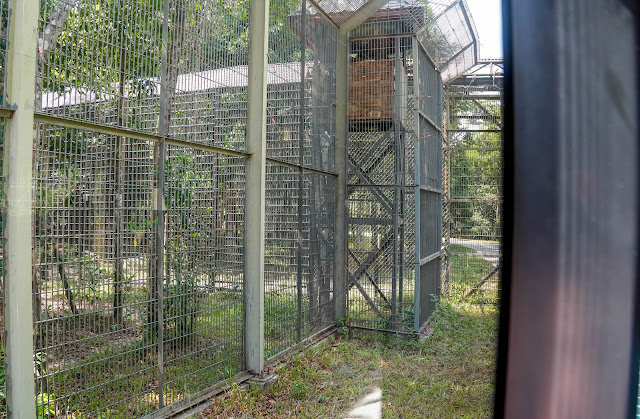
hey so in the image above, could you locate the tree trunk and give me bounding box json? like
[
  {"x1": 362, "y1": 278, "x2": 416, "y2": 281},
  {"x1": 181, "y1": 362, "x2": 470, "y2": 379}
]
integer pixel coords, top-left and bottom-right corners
[{"x1": 53, "y1": 246, "x2": 77, "y2": 315}]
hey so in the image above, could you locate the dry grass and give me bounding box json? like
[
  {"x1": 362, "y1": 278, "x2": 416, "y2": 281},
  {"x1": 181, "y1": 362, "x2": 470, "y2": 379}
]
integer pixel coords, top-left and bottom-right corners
[{"x1": 196, "y1": 301, "x2": 498, "y2": 418}]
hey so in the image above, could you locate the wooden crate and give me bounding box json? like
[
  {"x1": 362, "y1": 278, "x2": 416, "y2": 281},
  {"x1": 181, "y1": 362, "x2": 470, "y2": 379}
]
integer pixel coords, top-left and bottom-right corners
[{"x1": 349, "y1": 60, "x2": 395, "y2": 121}]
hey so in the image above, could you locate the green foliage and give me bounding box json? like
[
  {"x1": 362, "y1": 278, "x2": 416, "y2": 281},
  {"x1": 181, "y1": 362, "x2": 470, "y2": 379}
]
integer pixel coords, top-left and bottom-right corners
[
  {"x1": 290, "y1": 380, "x2": 309, "y2": 399},
  {"x1": 449, "y1": 97, "x2": 502, "y2": 240},
  {"x1": 42, "y1": 0, "x2": 163, "y2": 93},
  {"x1": 36, "y1": 393, "x2": 56, "y2": 418},
  {"x1": 164, "y1": 278, "x2": 201, "y2": 346}
]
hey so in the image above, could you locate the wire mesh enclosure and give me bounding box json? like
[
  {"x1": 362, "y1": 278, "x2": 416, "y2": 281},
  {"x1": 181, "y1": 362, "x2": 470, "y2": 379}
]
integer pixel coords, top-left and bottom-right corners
[
  {"x1": 0, "y1": 0, "x2": 338, "y2": 416},
  {"x1": 0, "y1": 0, "x2": 475, "y2": 415},
  {"x1": 443, "y1": 71, "x2": 503, "y2": 304},
  {"x1": 346, "y1": 0, "x2": 476, "y2": 333}
]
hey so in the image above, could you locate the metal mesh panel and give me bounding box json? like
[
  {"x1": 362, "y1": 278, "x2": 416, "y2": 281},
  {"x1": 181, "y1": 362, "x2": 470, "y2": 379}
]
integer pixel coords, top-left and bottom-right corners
[
  {"x1": 417, "y1": 45, "x2": 442, "y2": 123},
  {"x1": 418, "y1": 258, "x2": 439, "y2": 325},
  {"x1": 305, "y1": 5, "x2": 337, "y2": 173},
  {"x1": 347, "y1": 35, "x2": 418, "y2": 332},
  {"x1": 264, "y1": 164, "x2": 334, "y2": 358},
  {"x1": 162, "y1": 146, "x2": 245, "y2": 403},
  {"x1": 36, "y1": 0, "x2": 164, "y2": 128},
  {"x1": 4, "y1": 0, "x2": 339, "y2": 413},
  {"x1": 444, "y1": 83, "x2": 502, "y2": 303},
  {"x1": 415, "y1": 0, "x2": 478, "y2": 82},
  {"x1": 418, "y1": 115, "x2": 441, "y2": 189},
  {"x1": 349, "y1": 0, "x2": 452, "y2": 39},
  {"x1": 264, "y1": 163, "x2": 303, "y2": 357},
  {"x1": 348, "y1": 186, "x2": 416, "y2": 331},
  {"x1": 306, "y1": 171, "x2": 335, "y2": 331},
  {"x1": 262, "y1": 0, "x2": 336, "y2": 359},
  {"x1": 313, "y1": 0, "x2": 368, "y2": 24},
  {"x1": 346, "y1": 29, "x2": 444, "y2": 332},
  {"x1": 30, "y1": 0, "x2": 257, "y2": 415},
  {"x1": 420, "y1": 190, "x2": 441, "y2": 260},
  {"x1": 266, "y1": 2, "x2": 337, "y2": 172},
  {"x1": 32, "y1": 124, "x2": 160, "y2": 416},
  {"x1": 267, "y1": 0, "x2": 305, "y2": 166}
]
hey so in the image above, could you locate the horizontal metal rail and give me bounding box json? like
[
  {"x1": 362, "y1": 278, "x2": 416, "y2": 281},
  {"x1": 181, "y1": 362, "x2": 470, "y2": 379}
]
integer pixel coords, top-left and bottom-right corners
[
  {"x1": 446, "y1": 147, "x2": 502, "y2": 151},
  {"x1": 34, "y1": 113, "x2": 337, "y2": 176},
  {"x1": 265, "y1": 325, "x2": 336, "y2": 363},
  {"x1": 417, "y1": 109, "x2": 442, "y2": 132},
  {"x1": 143, "y1": 371, "x2": 254, "y2": 419},
  {"x1": 419, "y1": 185, "x2": 443, "y2": 194},
  {"x1": 448, "y1": 197, "x2": 502, "y2": 203},
  {"x1": 265, "y1": 156, "x2": 338, "y2": 177},
  {"x1": 448, "y1": 95, "x2": 502, "y2": 100},
  {"x1": 34, "y1": 113, "x2": 251, "y2": 158},
  {"x1": 348, "y1": 184, "x2": 415, "y2": 189},
  {"x1": 420, "y1": 251, "x2": 441, "y2": 266},
  {"x1": 448, "y1": 129, "x2": 502, "y2": 133},
  {"x1": 349, "y1": 325, "x2": 417, "y2": 337}
]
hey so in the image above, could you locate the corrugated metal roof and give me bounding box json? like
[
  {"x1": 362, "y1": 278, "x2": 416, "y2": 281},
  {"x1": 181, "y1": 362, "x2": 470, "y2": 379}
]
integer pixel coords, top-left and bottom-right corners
[{"x1": 41, "y1": 62, "x2": 312, "y2": 109}]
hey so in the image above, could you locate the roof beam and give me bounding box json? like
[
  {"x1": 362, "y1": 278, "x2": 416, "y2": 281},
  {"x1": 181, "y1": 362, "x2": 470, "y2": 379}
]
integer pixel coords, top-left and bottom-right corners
[{"x1": 339, "y1": 0, "x2": 389, "y2": 33}]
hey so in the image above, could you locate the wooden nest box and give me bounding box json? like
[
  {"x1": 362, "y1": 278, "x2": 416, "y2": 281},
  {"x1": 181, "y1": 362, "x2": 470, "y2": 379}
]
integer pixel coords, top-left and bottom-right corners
[{"x1": 349, "y1": 59, "x2": 395, "y2": 121}]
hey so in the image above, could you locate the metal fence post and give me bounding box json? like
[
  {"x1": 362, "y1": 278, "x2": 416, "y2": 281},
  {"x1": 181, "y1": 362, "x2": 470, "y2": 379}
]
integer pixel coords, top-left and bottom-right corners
[
  {"x1": 4, "y1": 0, "x2": 38, "y2": 417},
  {"x1": 245, "y1": 0, "x2": 269, "y2": 374},
  {"x1": 333, "y1": 29, "x2": 349, "y2": 321},
  {"x1": 413, "y1": 42, "x2": 422, "y2": 332}
]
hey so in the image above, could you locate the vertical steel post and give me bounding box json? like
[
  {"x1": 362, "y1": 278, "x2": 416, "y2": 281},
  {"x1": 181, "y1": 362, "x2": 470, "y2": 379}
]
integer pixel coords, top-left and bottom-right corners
[
  {"x1": 154, "y1": 0, "x2": 171, "y2": 405},
  {"x1": 333, "y1": 29, "x2": 349, "y2": 321},
  {"x1": 245, "y1": 0, "x2": 269, "y2": 374},
  {"x1": 296, "y1": 0, "x2": 307, "y2": 343},
  {"x1": 4, "y1": 0, "x2": 38, "y2": 417},
  {"x1": 413, "y1": 37, "x2": 421, "y2": 332}
]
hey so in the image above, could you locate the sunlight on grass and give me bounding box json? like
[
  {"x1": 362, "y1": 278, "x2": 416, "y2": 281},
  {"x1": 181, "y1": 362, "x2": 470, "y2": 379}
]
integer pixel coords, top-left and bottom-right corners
[{"x1": 197, "y1": 302, "x2": 498, "y2": 418}]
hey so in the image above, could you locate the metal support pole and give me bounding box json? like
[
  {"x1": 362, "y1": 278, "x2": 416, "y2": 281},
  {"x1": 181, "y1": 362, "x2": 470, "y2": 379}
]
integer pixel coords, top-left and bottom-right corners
[
  {"x1": 4, "y1": 0, "x2": 38, "y2": 417},
  {"x1": 152, "y1": 0, "x2": 171, "y2": 405},
  {"x1": 413, "y1": 37, "x2": 421, "y2": 332},
  {"x1": 296, "y1": 0, "x2": 307, "y2": 343},
  {"x1": 334, "y1": 29, "x2": 349, "y2": 321},
  {"x1": 245, "y1": 0, "x2": 269, "y2": 374}
]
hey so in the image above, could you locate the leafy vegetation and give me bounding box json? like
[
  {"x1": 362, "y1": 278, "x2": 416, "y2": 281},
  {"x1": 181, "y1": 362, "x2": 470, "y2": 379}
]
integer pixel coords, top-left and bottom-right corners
[{"x1": 448, "y1": 96, "x2": 501, "y2": 240}]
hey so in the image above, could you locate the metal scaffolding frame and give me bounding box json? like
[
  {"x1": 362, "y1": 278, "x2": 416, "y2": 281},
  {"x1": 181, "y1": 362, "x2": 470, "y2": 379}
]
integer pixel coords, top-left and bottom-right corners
[{"x1": 344, "y1": 0, "x2": 477, "y2": 332}]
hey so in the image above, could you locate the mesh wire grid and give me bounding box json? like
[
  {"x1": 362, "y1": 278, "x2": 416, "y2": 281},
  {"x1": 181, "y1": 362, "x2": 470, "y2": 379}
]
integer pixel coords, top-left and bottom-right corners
[
  {"x1": 415, "y1": 0, "x2": 478, "y2": 82},
  {"x1": 0, "y1": 0, "x2": 466, "y2": 413},
  {"x1": 346, "y1": 32, "x2": 442, "y2": 332},
  {"x1": 443, "y1": 83, "x2": 502, "y2": 304},
  {"x1": 27, "y1": 0, "x2": 335, "y2": 415},
  {"x1": 32, "y1": 124, "x2": 161, "y2": 416},
  {"x1": 263, "y1": 0, "x2": 337, "y2": 358}
]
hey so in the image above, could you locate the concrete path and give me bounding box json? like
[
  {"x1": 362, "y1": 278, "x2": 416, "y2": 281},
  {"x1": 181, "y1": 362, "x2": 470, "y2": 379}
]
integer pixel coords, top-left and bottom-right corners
[{"x1": 450, "y1": 238, "x2": 500, "y2": 265}]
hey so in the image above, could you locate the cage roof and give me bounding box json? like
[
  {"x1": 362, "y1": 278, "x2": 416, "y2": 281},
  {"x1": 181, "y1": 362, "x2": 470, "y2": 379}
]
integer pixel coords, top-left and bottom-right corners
[{"x1": 293, "y1": 0, "x2": 479, "y2": 82}]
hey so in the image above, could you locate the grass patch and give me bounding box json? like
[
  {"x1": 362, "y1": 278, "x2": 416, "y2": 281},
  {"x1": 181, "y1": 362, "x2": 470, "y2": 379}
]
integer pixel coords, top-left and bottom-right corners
[
  {"x1": 447, "y1": 245, "x2": 498, "y2": 304},
  {"x1": 197, "y1": 301, "x2": 498, "y2": 418}
]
